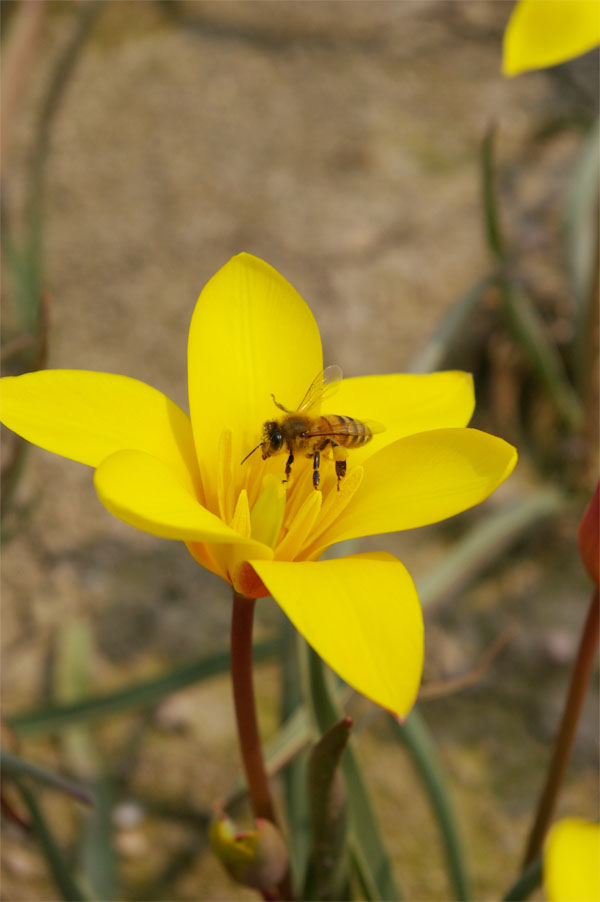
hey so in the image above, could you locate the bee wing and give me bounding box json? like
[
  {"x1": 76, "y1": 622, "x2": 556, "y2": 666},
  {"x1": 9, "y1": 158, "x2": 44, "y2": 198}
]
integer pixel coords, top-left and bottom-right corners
[{"x1": 295, "y1": 364, "x2": 343, "y2": 413}]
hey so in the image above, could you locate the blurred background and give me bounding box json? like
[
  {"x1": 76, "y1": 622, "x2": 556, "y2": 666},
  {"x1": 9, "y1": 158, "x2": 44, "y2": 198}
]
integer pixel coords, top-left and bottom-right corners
[{"x1": 1, "y1": 2, "x2": 598, "y2": 900}]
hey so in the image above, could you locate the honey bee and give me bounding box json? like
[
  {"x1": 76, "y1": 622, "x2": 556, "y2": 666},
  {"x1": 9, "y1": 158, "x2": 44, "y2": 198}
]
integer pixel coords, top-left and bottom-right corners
[{"x1": 241, "y1": 366, "x2": 384, "y2": 490}]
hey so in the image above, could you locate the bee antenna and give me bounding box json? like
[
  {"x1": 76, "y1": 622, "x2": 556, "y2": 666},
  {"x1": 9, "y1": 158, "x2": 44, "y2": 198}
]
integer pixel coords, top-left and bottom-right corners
[{"x1": 241, "y1": 443, "x2": 262, "y2": 466}]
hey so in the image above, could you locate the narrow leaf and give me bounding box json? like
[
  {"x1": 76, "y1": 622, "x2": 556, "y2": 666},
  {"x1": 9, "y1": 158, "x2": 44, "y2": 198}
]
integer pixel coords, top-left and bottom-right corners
[
  {"x1": 306, "y1": 718, "x2": 352, "y2": 901},
  {"x1": 280, "y1": 616, "x2": 311, "y2": 895},
  {"x1": 564, "y1": 118, "x2": 600, "y2": 389},
  {"x1": 8, "y1": 639, "x2": 279, "y2": 736},
  {"x1": 80, "y1": 777, "x2": 116, "y2": 902},
  {"x1": 391, "y1": 709, "x2": 471, "y2": 901},
  {"x1": 17, "y1": 780, "x2": 88, "y2": 902},
  {"x1": 410, "y1": 275, "x2": 495, "y2": 374},
  {"x1": 418, "y1": 489, "x2": 565, "y2": 609},
  {"x1": 480, "y1": 128, "x2": 583, "y2": 430},
  {"x1": 303, "y1": 642, "x2": 401, "y2": 901},
  {"x1": 1, "y1": 751, "x2": 91, "y2": 806},
  {"x1": 502, "y1": 857, "x2": 543, "y2": 901},
  {"x1": 481, "y1": 126, "x2": 505, "y2": 261}
]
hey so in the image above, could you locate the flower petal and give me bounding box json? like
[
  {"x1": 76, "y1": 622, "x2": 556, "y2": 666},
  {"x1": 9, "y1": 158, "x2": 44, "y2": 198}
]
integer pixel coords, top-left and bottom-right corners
[
  {"x1": 94, "y1": 448, "x2": 267, "y2": 555},
  {"x1": 544, "y1": 818, "x2": 600, "y2": 902},
  {"x1": 251, "y1": 552, "x2": 424, "y2": 716},
  {"x1": 187, "y1": 254, "x2": 323, "y2": 510},
  {"x1": 325, "y1": 370, "x2": 475, "y2": 464},
  {"x1": 314, "y1": 428, "x2": 517, "y2": 552},
  {"x1": 0, "y1": 370, "x2": 200, "y2": 495},
  {"x1": 503, "y1": 0, "x2": 600, "y2": 76}
]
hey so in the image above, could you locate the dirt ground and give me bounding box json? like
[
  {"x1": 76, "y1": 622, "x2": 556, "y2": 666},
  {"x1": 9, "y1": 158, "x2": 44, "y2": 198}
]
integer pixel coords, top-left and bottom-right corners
[{"x1": 1, "y1": 2, "x2": 598, "y2": 900}]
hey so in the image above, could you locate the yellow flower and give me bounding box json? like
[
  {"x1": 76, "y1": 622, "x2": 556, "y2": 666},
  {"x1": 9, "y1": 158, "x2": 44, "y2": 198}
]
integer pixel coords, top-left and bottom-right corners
[
  {"x1": 544, "y1": 818, "x2": 600, "y2": 901},
  {"x1": 0, "y1": 254, "x2": 516, "y2": 716},
  {"x1": 503, "y1": 0, "x2": 600, "y2": 76}
]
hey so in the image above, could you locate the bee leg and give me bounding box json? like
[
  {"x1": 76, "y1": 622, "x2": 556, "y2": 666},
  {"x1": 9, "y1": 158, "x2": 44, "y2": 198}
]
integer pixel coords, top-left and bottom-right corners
[
  {"x1": 312, "y1": 450, "x2": 321, "y2": 490},
  {"x1": 283, "y1": 450, "x2": 294, "y2": 483},
  {"x1": 332, "y1": 444, "x2": 348, "y2": 490}
]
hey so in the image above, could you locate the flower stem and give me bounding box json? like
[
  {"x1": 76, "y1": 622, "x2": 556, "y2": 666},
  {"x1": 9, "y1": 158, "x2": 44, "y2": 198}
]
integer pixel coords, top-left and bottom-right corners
[
  {"x1": 522, "y1": 587, "x2": 599, "y2": 868},
  {"x1": 230, "y1": 592, "x2": 278, "y2": 825}
]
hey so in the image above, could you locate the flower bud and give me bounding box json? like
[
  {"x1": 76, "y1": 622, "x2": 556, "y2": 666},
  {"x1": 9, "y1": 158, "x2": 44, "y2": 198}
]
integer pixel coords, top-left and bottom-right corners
[
  {"x1": 209, "y1": 811, "x2": 288, "y2": 893},
  {"x1": 577, "y1": 481, "x2": 599, "y2": 585}
]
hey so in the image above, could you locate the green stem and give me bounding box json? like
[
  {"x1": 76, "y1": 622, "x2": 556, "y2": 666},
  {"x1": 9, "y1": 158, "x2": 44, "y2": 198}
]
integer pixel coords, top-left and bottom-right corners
[
  {"x1": 230, "y1": 592, "x2": 277, "y2": 825},
  {"x1": 522, "y1": 587, "x2": 599, "y2": 867}
]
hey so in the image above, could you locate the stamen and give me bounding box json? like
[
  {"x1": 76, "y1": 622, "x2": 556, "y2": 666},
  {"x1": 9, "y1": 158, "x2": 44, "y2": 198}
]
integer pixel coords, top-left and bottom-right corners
[
  {"x1": 217, "y1": 429, "x2": 234, "y2": 525},
  {"x1": 275, "y1": 489, "x2": 322, "y2": 561},
  {"x1": 250, "y1": 475, "x2": 286, "y2": 548},
  {"x1": 300, "y1": 464, "x2": 364, "y2": 559},
  {"x1": 231, "y1": 489, "x2": 251, "y2": 540}
]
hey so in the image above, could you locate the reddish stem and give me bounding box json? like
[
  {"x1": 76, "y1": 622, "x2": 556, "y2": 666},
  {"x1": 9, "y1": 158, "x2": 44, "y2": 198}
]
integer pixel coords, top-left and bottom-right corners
[
  {"x1": 230, "y1": 592, "x2": 294, "y2": 901},
  {"x1": 522, "y1": 587, "x2": 600, "y2": 867},
  {"x1": 230, "y1": 592, "x2": 278, "y2": 824}
]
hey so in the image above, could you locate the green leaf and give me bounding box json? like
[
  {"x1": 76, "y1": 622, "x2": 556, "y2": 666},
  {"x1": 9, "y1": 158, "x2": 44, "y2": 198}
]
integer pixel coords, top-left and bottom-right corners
[
  {"x1": 481, "y1": 126, "x2": 506, "y2": 261},
  {"x1": 17, "y1": 780, "x2": 88, "y2": 901},
  {"x1": 1, "y1": 750, "x2": 91, "y2": 805},
  {"x1": 502, "y1": 857, "x2": 543, "y2": 901},
  {"x1": 499, "y1": 279, "x2": 583, "y2": 431},
  {"x1": 410, "y1": 275, "x2": 495, "y2": 374},
  {"x1": 418, "y1": 489, "x2": 566, "y2": 609},
  {"x1": 306, "y1": 718, "x2": 352, "y2": 901},
  {"x1": 303, "y1": 642, "x2": 401, "y2": 901},
  {"x1": 564, "y1": 118, "x2": 600, "y2": 389},
  {"x1": 79, "y1": 777, "x2": 116, "y2": 902},
  {"x1": 480, "y1": 128, "x2": 583, "y2": 431},
  {"x1": 280, "y1": 616, "x2": 311, "y2": 896},
  {"x1": 8, "y1": 639, "x2": 280, "y2": 737},
  {"x1": 391, "y1": 709, "x2": 471, "y2": 901}
]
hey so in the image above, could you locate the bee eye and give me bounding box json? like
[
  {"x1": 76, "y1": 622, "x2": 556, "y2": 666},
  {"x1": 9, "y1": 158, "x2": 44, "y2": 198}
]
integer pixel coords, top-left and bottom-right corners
[{"x1": 270, "y1": 430, "x2": 283, "y2": 452}]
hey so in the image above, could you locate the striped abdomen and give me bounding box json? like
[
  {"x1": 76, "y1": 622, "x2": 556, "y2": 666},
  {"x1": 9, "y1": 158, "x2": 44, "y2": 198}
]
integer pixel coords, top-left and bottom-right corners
[{"x1": 318, "y1": 415, "x2": 373, "y2": 448}]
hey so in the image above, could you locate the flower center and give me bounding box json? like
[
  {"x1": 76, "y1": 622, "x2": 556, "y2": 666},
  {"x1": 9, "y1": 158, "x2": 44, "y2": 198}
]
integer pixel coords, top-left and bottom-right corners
[{"x1": 216, "y1": 428, "x2": 363, "y2": 562}]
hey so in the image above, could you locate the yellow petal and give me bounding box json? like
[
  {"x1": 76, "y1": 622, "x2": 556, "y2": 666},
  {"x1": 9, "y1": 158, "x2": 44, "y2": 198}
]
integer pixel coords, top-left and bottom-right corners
[
  {"x1": 315, "y1": 428, "x2": 517, "y2": 552},
  {"x1": 544, "y1": 818, "x2": 600, "y2": 902},
  {"x1": 94, "y1": 448, "x2": 266, "y2": 555},
  {"x1": 187, "y1": 253, "x2": 323, "y2": 512},
  {"x1": 251, "y1": 552, "x2": 424, "y2": 716},
  {"x1": 503, "y1": 0, "x2": 600, "y2": 76},
  {"x1": 0, "y1": 370, "x2": 200, "y2": 495},
  {"x1": 326, "y1": 370, "x2": 475, "y2": 465}
]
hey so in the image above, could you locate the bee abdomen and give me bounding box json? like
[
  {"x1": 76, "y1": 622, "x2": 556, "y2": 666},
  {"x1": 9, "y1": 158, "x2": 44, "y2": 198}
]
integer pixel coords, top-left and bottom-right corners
[{"x1": 321, "y1": 415, "x2": 372, "y2": 447}]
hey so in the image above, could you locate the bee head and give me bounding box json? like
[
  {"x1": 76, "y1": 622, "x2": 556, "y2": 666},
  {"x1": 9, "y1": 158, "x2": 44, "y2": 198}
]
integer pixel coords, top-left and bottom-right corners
[{"x1": 262, "y1": 421, "x2": 283, "y2": 458}]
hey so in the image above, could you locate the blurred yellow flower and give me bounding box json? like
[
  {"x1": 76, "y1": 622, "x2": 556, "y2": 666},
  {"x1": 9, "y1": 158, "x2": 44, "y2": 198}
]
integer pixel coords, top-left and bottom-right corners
[
  {"x1": 0, "y1": 253, "x2": 516, "y2": 716},
  {"x1": 544, "y1": 818, "x2": 600, "y2": 901},
  {"x1": 503, "y1": 0, "x2": 600, "y2": 76}
]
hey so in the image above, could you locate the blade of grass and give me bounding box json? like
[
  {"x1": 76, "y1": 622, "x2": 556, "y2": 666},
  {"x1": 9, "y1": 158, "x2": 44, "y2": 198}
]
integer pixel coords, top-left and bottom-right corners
[
  {"x1": 564, "y1": 118, "x2": 600, "y2": 391},
  {"x1": 390, "y1": 709, "x2": 471, "y2": 901},
  {"x1": 418, "y1": 489, "x2": 566, "y2": 609},
  {"x1": 1, "y1": 751, "x2": 92, "y2": 805},
  {"x1": 410, "y1": 275, "x2": 496, "y2": 374},
  {"x1": 80, "y1": 777, "x2": 116, "y2": 902},
  {"x1": 280, "y1": 616, "x2": 311, "y2": 896},
  {"x1": 480, "y1": 128, "x2": 583, "y2": 431},
  {"x1": 8, "y1": 639, "x2": 280, "y2": 736},
  {"x1": 17, "y1": 779, "x2": 88, "y2": 902},
  {"x1": 302, "y1": 640, "x2": 402, "y2": 901},
  {"x1": 500, "y1": 280, "x2": 584, "y2": 430},
  {"x1": 502, "y1": 857, "x2": 542, "y2": 901},
  {"x1": 306, "y1": 717, "x2": 352, "y2": 901},
  {"x1": 54, "y1": 619, "x2": 115, "y2": 902}
]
